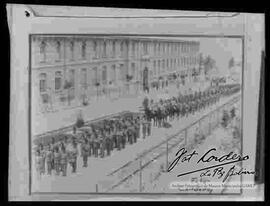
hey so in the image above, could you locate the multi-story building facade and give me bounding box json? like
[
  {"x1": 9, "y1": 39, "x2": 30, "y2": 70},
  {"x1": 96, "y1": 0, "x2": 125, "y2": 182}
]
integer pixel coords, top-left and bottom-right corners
[{"x1": 31, "y1": 35, "x2": 200, "y2": 113}]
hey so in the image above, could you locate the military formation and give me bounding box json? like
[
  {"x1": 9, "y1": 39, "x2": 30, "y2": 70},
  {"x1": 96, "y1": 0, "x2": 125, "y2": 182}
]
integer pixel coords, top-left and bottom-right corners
[
  {"x1": 34, "y1": 83, "x2": 240, "y2": 178},
  {"x1": 34, "y1": 113, "x2": 152, "y2": 177},
  {"x1": 145, "y1": 83, "x2": 241, "y2": 127}
]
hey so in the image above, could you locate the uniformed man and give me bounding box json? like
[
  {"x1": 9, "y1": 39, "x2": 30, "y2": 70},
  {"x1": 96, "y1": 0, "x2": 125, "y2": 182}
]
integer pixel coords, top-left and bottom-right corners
[
  {"x1": 116, "y1": 129, "x2": 122, "y2": 150},
  {"x1": 81, "y1": 138, "x2": 90, "y2": 166},
  {"x1": 147, "y1": 119, "x2": 151, "y2": 136},
  {"x1": 53, "y1": 146, "x2": 61, "y2": 175},
  {"x1": 99, "y1": 136, "x2": 106, "y2": 158},
  {"x1": 68, "y1": 139, "x2": 78, "y2": 173},
  {"x1": 60, "y1": 146, "x2": 68, "y2": 176},
  {"x1": 142, "y1": 117, "x2": 147, "y2": 139},
  {"x1": 105, "y1": 134, "x2": 112, "y2": 156},
  {"x1": 45, "y1": 145, "x2": 53, "y2": 175}
]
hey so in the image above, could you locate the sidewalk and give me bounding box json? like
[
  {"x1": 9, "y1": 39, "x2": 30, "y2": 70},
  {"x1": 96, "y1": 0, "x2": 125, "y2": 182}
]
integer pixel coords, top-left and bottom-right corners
[{"x1": 32, "y1": 92, "x2": 240, "y2": 193}]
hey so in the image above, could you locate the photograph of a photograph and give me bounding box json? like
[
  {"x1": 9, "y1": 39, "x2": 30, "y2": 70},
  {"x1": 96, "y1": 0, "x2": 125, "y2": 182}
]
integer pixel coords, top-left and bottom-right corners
[{"x1": 7, "y1": 4, "x2": 264, "y2": 201}]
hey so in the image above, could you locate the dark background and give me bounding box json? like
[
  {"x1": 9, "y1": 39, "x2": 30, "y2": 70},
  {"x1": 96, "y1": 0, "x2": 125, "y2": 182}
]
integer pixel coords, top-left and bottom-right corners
[{"x1": 0, "y1": 0, "x2": 267, "y2": 203}]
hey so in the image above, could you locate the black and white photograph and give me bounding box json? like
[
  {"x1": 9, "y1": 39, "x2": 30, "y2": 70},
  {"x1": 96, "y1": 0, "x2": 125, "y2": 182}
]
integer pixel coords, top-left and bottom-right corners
[{"x1": 7, "y1": 4, "x2": 265, "y2": 201}]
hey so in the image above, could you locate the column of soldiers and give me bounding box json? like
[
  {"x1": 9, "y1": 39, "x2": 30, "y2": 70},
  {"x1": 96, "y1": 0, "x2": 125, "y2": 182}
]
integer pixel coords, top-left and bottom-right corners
[
  {"x1": 146, "y1": 83, "x2": 241, "y2": 127},
  {"x1": 34, "y1": 113, "x2": 144, "y2": 178}
]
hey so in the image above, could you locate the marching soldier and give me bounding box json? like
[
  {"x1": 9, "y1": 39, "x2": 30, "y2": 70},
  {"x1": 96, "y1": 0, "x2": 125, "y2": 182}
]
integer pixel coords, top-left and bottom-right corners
[
  {"x1": 121, "y1": 129, "x2": 126, "y2": 149},
  {"x1": 35, "y1": 149, "x2": 43, "y2": 178},
  {"x1": 142, "y1": 117, "x2": 147, "y2": 139},
  {"x1": 45, "y1": 145, "x2": 53, "y2": 175},
  {"x1": 99, "y1": 136, "x2": 106, "y2": 158},
  {"x1": 93, "y1": 136, "x2": 100, "y2": 157},
  {"x1": 68, "y1": 139, "x2": 78, "y2": 173},
  {"x1": 53, "y1": 146, "x2": 61, "y2": 176},
  {"x1": 147, "y1": 119, "x2": 151, "y2": 136},
  {"x1": 105, "y1": 134, "x2": 112, "y2": 156},
  {"x1": 60, "y1": 146, "x2": 68, "y2": 176},
  {"x1": 116, "y1": 130, "x2": 122, "y2": 150},
  {"x1": 81, "y1": 138, "x2": 90, "y2": 166},
  {"x1": 39, "y1": 144, "x2": 46, "y2": 175}
]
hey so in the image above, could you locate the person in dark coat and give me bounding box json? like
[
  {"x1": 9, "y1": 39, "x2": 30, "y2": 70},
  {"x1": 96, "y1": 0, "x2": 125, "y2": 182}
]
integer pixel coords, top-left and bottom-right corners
[
  {"x1": 81, "y1": 138, "x2": 90, "y2": 167},
  {"x1": 60, "y1": 146, "x2": 68, "y2": 176}
]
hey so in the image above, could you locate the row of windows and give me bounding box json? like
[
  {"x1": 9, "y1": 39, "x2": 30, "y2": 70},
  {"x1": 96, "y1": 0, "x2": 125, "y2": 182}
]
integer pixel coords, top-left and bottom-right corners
[
  {"x1": 38, "y1": 39, "x2": 199, "y2": 63},
  {"x1": 39, "y1": 55, "x2": 197, "y2": 93},
  {"x1": 39, "y1": 64, "x2": 134, "y2": 93}
]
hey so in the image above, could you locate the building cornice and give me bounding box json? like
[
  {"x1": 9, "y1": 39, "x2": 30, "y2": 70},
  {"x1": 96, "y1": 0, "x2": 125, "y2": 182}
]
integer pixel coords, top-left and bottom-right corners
[{"x1": 31, "y1": 34, "x2": 200, "y2": 45}]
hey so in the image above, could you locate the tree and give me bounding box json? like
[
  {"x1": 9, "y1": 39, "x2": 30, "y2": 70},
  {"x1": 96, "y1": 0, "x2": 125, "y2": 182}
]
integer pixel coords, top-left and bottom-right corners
[{"x1": 203, "y1": 55, "x2": 216, "y2": 75}]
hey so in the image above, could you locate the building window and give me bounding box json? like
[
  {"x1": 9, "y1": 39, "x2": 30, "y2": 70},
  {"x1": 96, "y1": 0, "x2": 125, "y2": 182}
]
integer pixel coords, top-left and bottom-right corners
[
  {"x1": 111, "y1": 65, "x2": 116, "y2": 84},
  {"x1": 80, "y1": 68, "x2": 87, "y2": 89},
  {"x1": 39, "y1": 73, "x2": 47, "y2": 93},
  {"x1": 39, "y1": 41, "x2": 47, "y2": 62},
  {"x1": 162, "y1": 43, "x2": 165, "y2": 53},
  {"x1": 81, "y1": 41, "x2": 86, "y2": 59},
  {"x1": 70, "y1": 41, "x2": 74, "y2": 60},
  {"x1": 120, "y1": 42, "x2": 124, "y2": 57},
  {"x1": 119, "y1": 64, "x2": 124, "y2": 80},
  {"x1": 92, "y1": 67, "x2": 98, "y2": 85},
  {"x1": 69, "y1": 69, "x2": 75, "y2": 87},
  {"x1": 102, "y1": 41, "x2": 107, "y2": 58},
  {"x1": 55, "y1": 71, "x2": 62, "y2": 91},
  {"x1": 131, "y1": 63, "x2": 136, "y2": 78},
  {"x1": 56, "y1": 41, "x2": 61, "y2": 61},
  {"x1": 102, "y1": 66, "x2": 107, "y2": 84},
  {"x1": 143, "y1": 42, "x2": 148, "y2": 55},
  {"x1": 153, "y1": 61, "x2": 156, "y2": 75},
  {"x1": 132, "y1": 42, "x2": 135, "y2": 56},
  {"x1": 158, "y1": 60, "x2": 161, "y2": 75},
  {"x1": 93, "y1": 41, "x2": 98, "y2": 58},
  {"x1": 112, "y1": 41, "x2": 116, "y2": 57},
  {"x1": 162, "y1": 60, "x2": 165, "y2": 72}
]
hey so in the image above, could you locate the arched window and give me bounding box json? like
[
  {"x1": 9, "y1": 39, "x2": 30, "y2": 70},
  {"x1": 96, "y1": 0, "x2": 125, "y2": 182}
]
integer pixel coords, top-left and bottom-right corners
[
  {"x1": 39, "y1": 73, "x2": 47, "y2": 92},
  {"x1": 81, "y1": 41, "x2": 86, "y2": 59},
  {"x1": 56, "y1": 41, "x2": 61, "y2": 61},
  {"x1": 55, "y1": 71, "x2": 62, "y2": 91},
  {"x1": 40, "y1": 41, "x2": 46, "y2": 62}
]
